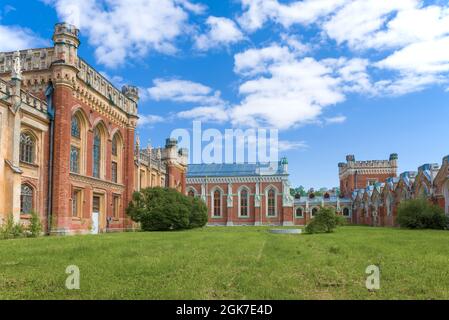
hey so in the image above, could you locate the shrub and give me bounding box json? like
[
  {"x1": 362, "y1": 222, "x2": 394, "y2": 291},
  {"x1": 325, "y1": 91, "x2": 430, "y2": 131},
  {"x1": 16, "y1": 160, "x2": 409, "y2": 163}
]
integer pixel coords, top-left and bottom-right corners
[
  {"x1": 0, "y1": 214, "x2": 25, "y2": 240},
  {"x1": 126, "y1": 187, "x2": 208, "y2": 231},
  {"x1": 305, "y1": 207, "x2": 344, "y2": 234},
  {"x1": 397, "y1": 199, "x2": 448, "y2": 230},
  {"x1": 28, "y1": 212, "x2": 42, "y2": 237}
]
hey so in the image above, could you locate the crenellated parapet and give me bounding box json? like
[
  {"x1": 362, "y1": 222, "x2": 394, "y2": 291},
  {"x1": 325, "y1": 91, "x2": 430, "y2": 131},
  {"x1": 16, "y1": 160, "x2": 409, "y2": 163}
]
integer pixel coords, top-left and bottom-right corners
[
  {"x1": 339, "y1": 153, "x2": 398, "y2": 178},
  {"x1": 0, "y1": 78, "x2": 47, "y2": 114}
]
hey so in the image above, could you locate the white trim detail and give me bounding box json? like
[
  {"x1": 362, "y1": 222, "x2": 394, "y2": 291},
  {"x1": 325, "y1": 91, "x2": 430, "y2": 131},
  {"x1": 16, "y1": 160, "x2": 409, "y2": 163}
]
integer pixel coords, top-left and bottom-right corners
[
  {"x1": 265, "y1": 184, "x2": 278, "y2": 217},
  {"x1": 210, "y1": 186, "x2": 224, "y2": 218},
  {"x1": 238, "y1": 185, "x2": 251, "y2": 218}
]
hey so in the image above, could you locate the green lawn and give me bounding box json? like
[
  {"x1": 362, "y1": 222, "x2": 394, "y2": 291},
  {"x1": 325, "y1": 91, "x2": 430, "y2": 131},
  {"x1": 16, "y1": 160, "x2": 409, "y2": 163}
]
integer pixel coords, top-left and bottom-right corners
[{"x1": 1, "y1": 226, "x2": 449, "y2": 300}]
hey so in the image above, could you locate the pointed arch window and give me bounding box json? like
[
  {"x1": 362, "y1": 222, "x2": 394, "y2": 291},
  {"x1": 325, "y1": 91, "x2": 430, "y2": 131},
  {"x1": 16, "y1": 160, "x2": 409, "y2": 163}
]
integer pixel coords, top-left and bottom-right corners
[
  {"x1": 71, "y1": 116, "x2": 80, "y2": 138},
  {"x1": 213, "y1": 190, "x2": 221, "y2": 217},
  {"x1": 311, "y1": 207, "x2": 319, "y2": 217},
  {"x1": 93, "y1": 127, "x2": 101, "y2": 178},
  {"x1": 20, "y1": 133, "x2": 35, "y2": 164},
  {"x1": 188, "y1": 190, "x2": 195, "y2": 198},
  {"x1": 112, "y1": 135, "x2": 118, "y2": 156},
  {"x1": 20, "y1": 184, "x2": 34, "y2": 214},
  {"x1": 240, "y1": 189, "x2": 249, "y2": 217},
  {"x1": 267, "y1": 188, "x2": 276, "y2": 217}
]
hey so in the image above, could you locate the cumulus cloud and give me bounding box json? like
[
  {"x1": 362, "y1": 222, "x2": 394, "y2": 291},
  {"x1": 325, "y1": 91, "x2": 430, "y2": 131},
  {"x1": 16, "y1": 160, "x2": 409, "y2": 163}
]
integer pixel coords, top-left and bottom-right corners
[
  {"x1": 178, "y1": 105, "x2": 229, "y2": 123},
  {"x1": 137, "y1": 114, "x2": 164, "y2": 127},
  {"x1": 0, "y1": 25, "x2": 49, "y2": 51},
  {"x1": 147, "y1": 78, "x2": 223, "y2": 105},
  {"x1": 238, "y1": 0, "x2": 347, "y2": 31},
  {"x1": 44, "y1": 0, "x2": 203, "y2": 68},
  {"x1": 195, "y1": 16, "x2": 245, "y2": 51},
  {"x1": 230, "y1": 44, "x2": 375, "y2": 130}
]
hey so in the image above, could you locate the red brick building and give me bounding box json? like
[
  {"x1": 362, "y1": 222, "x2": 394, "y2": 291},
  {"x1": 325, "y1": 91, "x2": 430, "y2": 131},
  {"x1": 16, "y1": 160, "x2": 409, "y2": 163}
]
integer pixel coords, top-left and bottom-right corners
[
  {"x1": 0, "y1": 23, "x2": 187, "y2": 235},
  {"x1": 186, "y1": 158, "x2": 295, "y2": 226}
]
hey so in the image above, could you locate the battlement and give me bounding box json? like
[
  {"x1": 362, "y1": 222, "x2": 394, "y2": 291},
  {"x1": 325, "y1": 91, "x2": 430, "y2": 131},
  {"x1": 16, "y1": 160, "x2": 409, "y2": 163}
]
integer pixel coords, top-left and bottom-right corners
[{"x1": 0, "y1": 78, "x2": 47, "y2": 113}]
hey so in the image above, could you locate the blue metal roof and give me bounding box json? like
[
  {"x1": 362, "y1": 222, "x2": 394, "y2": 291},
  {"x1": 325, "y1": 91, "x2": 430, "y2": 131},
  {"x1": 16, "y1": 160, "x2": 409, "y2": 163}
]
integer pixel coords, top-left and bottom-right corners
[{"x1": 187, "y1": 162, "x2": 287, "y2": 177}]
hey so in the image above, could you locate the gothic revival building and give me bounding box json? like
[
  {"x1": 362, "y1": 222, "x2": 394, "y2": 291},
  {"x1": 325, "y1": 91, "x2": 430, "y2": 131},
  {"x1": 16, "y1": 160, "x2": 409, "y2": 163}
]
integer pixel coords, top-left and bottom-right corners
[
  {"x1": 186, "y1": 158, "x2": 295, "y2": 226},
  {"x1": 341, "y1": 154, "x2": 449, "y2": 227},
  {"x1": 0, "y1": 23, "x2": 186, "y2": 235}
]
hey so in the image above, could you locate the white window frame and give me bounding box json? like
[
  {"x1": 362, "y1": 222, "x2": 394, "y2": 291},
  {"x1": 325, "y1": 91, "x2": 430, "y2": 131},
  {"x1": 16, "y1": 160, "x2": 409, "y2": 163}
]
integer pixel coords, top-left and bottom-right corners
[
  {"x1": 265, "y1": 185, "x2": 278, "y2": 217},
  {"x1": 186, "y1": 186, "x2": 198, "y2": 197},
  {"x1": 238, "y1": 186, "x2": 251, "y2": 218},
  {"x1": 295, "y1": 207, "x2": 304, "y2": 218},
  {"x1": 342, "y1": 207, "x2": 351, "y2": 217},
  {"x1": 210, "y1": 187, "x2": 224, "y2": 218},
  {"x1": 311, "y1": 207, "x2": 319, "y2": 218}
]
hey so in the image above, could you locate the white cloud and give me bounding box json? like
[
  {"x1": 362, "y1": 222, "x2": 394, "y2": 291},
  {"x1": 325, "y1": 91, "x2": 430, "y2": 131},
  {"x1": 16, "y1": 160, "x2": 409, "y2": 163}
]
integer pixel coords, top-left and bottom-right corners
[
  {"x1": 278, "y1": 140, "x2": 308, "y2": 152},
  {"x1": 178, "y1": 105, "x2": 229, "y2": 122},
  {"x1": 325, "y1": 115, "x2": 347, "y2": 124},
  {"x1": 138, "y1": 114, "x2": 164, "y2": 127},
  {"x1": 0, "y1": 25, "x2": 49, "y2": 51},
  {"x1": 44, "y1": 0, "x2": 202, "y2": 68},
  {"x1": 147, "y1": 78, "x2": 223, "y2": 105},
  {"x1": 230, "y1": 45, "x2": 373, "y2": 130},
  {"x1": 238, "y1": 0, "x2": 347, "y2": 32},
  {"x1": 195, "y1": 16, "x2": 245, "y2": 51}
]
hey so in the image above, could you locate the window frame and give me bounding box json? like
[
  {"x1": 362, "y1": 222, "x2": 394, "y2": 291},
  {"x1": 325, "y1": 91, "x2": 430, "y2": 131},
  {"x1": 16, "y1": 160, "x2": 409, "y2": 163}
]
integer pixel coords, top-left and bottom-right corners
[
  {"x1": 20, "y1": 184, "x2": 34, "y2": 214},
  {"x1": 20, "y1": 132, "x2": 36, "y2": 165}
]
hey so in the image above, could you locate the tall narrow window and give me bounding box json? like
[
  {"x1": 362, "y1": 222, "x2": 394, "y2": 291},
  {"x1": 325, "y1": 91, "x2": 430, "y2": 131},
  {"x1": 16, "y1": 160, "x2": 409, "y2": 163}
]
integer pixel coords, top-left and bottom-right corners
[
  {"x1": 112, "y1": 195, "x2": 120, "y2": 218},
  {"x1": 70, "y1": 146, "x2": 80, "y2": 173},
  {"x1": 20, "y1": 184, "x2": 33, "y2": 214},
  {"x1": 213, "y1": 190, "x2": 221, "y2": 217},
  {"x1": 72, "y1": 190, "x2": 81, "y2": 217},
  {"x1": 112, "y1": 162, "x2": 118, "y2": 183},
  {"x1": 343, "y1": 208, "x2": 350, "y2": 217},
  {"x1": 311, "y1": 207, "x2": 318, "y2": 217},
  {"x1": 71, "y1": 116, "x2": 80, "y2": 138},
  {"x1": 112, "y1": 135, "x2": 118, "y2": 156},
  {"x1": 295, "y1": 207, "x2": 303, "y2": 218},
  {"x1": 20, "y1": 133, "x2": 35, "y2": 164},
  {"x1": 240, "y1": 189, "x2": 249, "y2": 217},
  {"x1": 267, "y1": 189, "x2": 276, "y2": 217},
  {"x1": 93, "y1": 127, "x2": 101, "y2": 178}
]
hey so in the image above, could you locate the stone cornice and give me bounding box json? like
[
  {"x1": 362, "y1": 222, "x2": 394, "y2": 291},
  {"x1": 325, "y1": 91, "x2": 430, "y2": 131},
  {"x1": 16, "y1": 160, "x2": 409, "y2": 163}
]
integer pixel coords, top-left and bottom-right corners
[
  {"x1": 70, "y1": 173, "x2": 125, "y2": 191},
  {"x1": 187, "y1": 175, "x2": 286, "y2": 184}
]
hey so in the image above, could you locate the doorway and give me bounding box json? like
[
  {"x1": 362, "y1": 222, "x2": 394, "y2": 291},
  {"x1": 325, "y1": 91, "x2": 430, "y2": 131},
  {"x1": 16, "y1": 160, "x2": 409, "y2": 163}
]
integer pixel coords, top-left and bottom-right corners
[{"x1": 92, "y1": 195, "x2": 101, "y2": 234}]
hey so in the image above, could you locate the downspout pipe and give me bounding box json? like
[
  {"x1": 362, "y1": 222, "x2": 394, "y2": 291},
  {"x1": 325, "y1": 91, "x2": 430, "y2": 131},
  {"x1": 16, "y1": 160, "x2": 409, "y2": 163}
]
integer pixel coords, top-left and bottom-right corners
[{"x1": 45, "y1": 82, "x2": 55, "y2": 235}]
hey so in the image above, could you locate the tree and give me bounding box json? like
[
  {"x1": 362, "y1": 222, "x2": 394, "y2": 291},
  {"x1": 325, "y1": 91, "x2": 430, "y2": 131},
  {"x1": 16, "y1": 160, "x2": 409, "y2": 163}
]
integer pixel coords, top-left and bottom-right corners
[
  {"x1": 397, "y1": 199, "x2": 448, "y2": 230},
  {"x1": 305, "y1": 207, "x2": 345, "y2": 234},
  {"x1": 126, "y1": 187, "x2": 208, "y2": 231}
]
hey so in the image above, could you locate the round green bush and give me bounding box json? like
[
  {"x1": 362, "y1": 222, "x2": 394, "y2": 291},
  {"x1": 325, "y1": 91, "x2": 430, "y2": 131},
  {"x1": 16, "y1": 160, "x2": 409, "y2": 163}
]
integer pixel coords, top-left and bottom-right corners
[
  {"x1": 305, "y1": 207, "x2": 345, "y2": 234},
  {"x1": 126, "y1": 187, "x2": 208, "y2": 231},
  {"x1": 397, "y1": 199, "x2": 448, "y2": 230}
]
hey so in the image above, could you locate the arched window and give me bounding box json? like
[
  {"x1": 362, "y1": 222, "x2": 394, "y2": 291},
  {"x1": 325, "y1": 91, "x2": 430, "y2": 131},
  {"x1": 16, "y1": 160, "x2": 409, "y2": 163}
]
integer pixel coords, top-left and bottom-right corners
[
  {"x1": 213, "y1": 190, "x2": 221, "y2": 217},
  {"x1": 311, "y1": 207, "x2": 318, "y2": 217},
  {"x1": 188, "y1": 190, "x2": 195, "y2": 197},
  {"x1": 267, "y1": 188, "x2": 276, "y2": 217},
  {"x1": 93, "y1": 127, "x2": 101, "y2": 178},
  {"x1": 343, "y1": 208, "x2": 350, "y2": 217},
  {"x1": 20, "y1": 184, "x2": 33, "y2": 214},
  {"x1": 112, "y1": 135, "x2": 118, "y2": 156},
  {"x1": 295, "y1": 207, "x2": 303, "y2": 218},
  {"x1": 71, "y1": 115, "x2": 80, "y2": 138},
  {"x1": 386, "y1": 195, "x2": 393, "y2": 216},
  {"x1": 240, "y1": 189, "x2": 249, "y2": 217},
  {"x1": 20, "y1": 132, "x2": 35, "y2": 164}
]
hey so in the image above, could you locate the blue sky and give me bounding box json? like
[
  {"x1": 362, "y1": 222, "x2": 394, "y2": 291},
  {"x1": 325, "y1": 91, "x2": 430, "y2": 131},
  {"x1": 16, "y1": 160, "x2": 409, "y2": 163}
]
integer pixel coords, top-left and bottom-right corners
[{"x1": 1, "y1": 0, "x2": 449, "y2": 188}]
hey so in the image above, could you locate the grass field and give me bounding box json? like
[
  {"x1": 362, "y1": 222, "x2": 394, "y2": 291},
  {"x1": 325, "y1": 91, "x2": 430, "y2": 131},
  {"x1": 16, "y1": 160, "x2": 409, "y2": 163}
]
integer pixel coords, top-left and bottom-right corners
[{"x1": 1, "y1": 226, "x2": 448, "y2": 300}]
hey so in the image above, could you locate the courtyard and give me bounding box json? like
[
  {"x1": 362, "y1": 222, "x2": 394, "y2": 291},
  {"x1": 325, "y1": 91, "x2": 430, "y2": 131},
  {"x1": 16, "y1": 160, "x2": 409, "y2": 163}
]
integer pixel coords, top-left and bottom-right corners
[{"x1": 1, "y1": 226, "x2": 448, "y2": 300}]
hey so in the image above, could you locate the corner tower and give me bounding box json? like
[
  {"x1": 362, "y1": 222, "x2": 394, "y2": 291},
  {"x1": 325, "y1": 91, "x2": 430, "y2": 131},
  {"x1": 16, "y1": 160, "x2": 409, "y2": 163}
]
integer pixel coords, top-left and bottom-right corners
[{"x1": 339, "y1": 154, "x2": 398, "y2": 197}]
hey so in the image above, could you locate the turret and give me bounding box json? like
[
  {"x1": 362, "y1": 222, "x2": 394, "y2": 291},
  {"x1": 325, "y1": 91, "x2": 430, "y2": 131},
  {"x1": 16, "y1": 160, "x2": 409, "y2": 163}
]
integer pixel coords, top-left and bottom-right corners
[
  {"x1": 280, "y1": 157, "x2": 288, "y2": 173},
  {"x1": 52, "y1": 23, "x2": 80, "y2": 66},
  {"x1": 122, "y1": 85, "x2": 139, "y2": 104}
]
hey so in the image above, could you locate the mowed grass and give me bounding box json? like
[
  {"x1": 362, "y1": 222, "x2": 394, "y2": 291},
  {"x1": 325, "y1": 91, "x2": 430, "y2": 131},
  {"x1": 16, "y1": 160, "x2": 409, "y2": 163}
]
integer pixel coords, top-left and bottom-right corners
[{"x1": 1, "y1": 226, "x2": 449, "y2": 300}]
